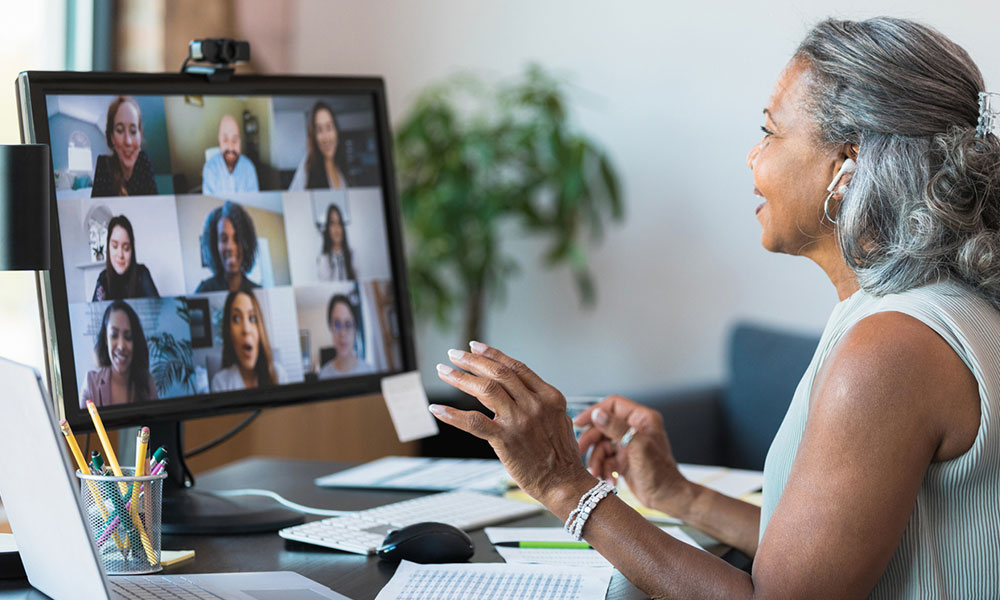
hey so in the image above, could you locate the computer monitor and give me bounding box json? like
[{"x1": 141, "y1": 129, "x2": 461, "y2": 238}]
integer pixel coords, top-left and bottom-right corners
[{"x1": 15, "y1": 71, "x2": 417, "y2": 533}]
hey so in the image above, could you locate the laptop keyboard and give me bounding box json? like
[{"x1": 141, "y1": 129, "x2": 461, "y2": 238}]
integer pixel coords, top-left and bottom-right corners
[
  {"x1": 279, "y1": 490, "x2": 542, "y2": 554},
  {"x1": 110, "y1": 575, "x2": 224, "y2": 599}
]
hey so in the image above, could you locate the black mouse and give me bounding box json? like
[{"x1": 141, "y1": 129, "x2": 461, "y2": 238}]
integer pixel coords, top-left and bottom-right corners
[{"x1": 376, "y1": 521, "x2": 475, "y2": 564}]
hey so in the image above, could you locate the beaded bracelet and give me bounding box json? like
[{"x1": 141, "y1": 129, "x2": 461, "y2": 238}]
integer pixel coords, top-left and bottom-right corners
[{"x1": 564, "y1": 480, "x2": 616, "y2": 540}]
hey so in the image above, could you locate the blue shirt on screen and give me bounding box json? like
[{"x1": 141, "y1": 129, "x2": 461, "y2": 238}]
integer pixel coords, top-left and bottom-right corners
[{"x1": 202, "y1": 153, "x2": 259, "y2": 195}]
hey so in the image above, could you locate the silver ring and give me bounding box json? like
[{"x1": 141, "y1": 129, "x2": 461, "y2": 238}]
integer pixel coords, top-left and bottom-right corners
[{"x1": 619, "y1": 426, "x2": 637, "y2": 449}]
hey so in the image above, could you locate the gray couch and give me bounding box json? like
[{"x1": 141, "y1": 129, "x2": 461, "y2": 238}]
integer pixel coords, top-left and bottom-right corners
[{"x1": 633, "y1": 322, "x2": 820, "y2": 470}]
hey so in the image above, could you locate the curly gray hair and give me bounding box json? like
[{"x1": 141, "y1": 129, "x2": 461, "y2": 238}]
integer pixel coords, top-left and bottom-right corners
[{"x1": 795, "y1": 17, "x2": 1000, "y2": 307}]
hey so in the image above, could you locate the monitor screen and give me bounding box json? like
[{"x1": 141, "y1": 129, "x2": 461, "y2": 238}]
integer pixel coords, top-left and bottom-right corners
[{"x1": 17, "y1": 72, "x2": 416, "y2": 431}]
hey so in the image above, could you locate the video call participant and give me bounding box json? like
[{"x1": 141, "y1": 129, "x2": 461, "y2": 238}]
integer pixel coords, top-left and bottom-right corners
[
  {"x1": 211, "y1": 290, "x2": 287, "y2": 391},
  {"x1": 80, "y1": 300, "x2": 157, "y2": 408},
  {"x1": 195, "y1": 201, "x2": 261, "y2": 293},
  {"x1": 289, "y1": 101, "x2": 349, "y2": 191},
  {"x1": 202, "y1": 114, "x2": 260, "y2": 195},
  {"x1": 318, "y1": 293, "x2": 373, "y2": 378},
  {"x1": 92, "y1": 96, "x2": 158, "y2": 197},
  {"x1": 317, "y1": 204, "x2": 356, "y2": 281},
  {"x1": 92, "y1": 215, "x2": 160, "y2": 301}
]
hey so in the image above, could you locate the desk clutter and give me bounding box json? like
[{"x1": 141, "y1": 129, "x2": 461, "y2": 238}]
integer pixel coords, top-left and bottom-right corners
[{"x1": 59, "y1": 402, "x2": 169, "y2": 574}]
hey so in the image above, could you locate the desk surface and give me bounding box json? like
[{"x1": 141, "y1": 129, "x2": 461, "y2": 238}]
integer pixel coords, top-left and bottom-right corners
[{"x1": 0, "y1": 457, "x2": 718, "y2": 599}]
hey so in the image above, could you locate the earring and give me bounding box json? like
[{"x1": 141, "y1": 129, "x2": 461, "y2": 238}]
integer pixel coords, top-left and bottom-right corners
[{"x1": 824, "y1": 185, "x2": 848, "y2": 224}]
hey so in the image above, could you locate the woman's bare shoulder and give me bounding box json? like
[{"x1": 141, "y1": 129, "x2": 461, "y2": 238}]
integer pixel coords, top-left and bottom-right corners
[{"x1": 816, "y1": 310, "x2": 980, "y2": 460}]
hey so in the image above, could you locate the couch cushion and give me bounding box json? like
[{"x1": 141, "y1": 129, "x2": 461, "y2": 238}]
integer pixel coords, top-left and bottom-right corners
[{"x1": 722, "y1": 323, "x2": 820, "y2": 470}]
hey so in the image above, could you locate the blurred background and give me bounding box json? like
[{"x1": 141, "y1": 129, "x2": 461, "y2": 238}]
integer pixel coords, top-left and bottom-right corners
[{"x1": 0, "y1": 0, "x2": 996, "y2": 465}]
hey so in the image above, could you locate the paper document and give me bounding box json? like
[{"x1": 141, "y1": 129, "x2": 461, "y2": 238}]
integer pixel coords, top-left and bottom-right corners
[
  {"x1": 485, "y1": 526, "x2": 703, "y2": 568},
  {"x1": 375, "y1": 560, "x2": 613, "y2": 600},
  {"x1": 315, "y1": 456, "x2": 511, "y2": 492},
  {"x1": 381, "y1": 371, "x2": 439, "y2": 442},
  {"x1": 678, "y1": 464, "x2": 763, "y2": 499}
]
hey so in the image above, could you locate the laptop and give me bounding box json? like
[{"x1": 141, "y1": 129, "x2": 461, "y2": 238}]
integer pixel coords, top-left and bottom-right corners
[{"x1": 0, "y1": 357, "x2": 352, "y2": 600}]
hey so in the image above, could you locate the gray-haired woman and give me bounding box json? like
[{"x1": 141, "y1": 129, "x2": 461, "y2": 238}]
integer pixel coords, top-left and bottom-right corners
[{"x1": 427, "y1": 17, "x2": 1000, "y2": 599}]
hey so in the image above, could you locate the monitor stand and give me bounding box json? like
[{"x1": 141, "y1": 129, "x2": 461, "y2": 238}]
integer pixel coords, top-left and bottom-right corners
[{"x1": 149, "y1": 421, "x2": 304, "y2": 535}]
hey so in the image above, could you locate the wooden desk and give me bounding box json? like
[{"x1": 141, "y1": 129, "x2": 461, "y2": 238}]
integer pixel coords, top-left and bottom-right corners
[{"x1": 0, "y1": 457, "x2": 727, "y2": 599}]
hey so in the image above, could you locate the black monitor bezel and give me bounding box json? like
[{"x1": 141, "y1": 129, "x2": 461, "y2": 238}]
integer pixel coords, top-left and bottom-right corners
[{"x1": 16, "y1": 70, "x2": 417, "y2": 432}]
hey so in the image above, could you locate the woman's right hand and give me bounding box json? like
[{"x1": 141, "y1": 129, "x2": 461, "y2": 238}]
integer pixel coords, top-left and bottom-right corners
[{"x1": 575, "y1": 395, "x2": 690, "y2": 513}]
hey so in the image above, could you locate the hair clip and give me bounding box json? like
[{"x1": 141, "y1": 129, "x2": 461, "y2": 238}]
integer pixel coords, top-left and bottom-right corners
[{"x1": 977, "y1": 92, "x2": 1000, "y2": 139}]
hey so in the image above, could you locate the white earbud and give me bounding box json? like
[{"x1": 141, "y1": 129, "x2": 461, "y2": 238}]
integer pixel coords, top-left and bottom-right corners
[{"x1": 826, "y1": 158, "x2": 856, "y2": 192}]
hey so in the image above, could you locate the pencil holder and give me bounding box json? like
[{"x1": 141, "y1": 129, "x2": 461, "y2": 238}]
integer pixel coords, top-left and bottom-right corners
[{"x1": 77, "y1": 467, "x2": 167, "y2": 575}]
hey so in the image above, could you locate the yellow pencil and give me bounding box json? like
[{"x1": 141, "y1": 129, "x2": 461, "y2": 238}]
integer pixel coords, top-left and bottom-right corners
[
  {"x1": 85, "y1": 401, "x2": 124, "y2": 481},
  {"x1": 86, "y1": 402, "x2": 157, "y2": 565},
  {"x1": 130, "y1": 426, "x2": 156, "y2": 565},
  {"x1": 59, "y1": 420, "x2": 126, "y2": 556}
]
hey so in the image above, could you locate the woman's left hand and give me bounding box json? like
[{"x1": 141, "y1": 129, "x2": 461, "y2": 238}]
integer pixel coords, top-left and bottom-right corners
[{"x1": 430, "y1": 342, "x2": 594, "y2": 509}]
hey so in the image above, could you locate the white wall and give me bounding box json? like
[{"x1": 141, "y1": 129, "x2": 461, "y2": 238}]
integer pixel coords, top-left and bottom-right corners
[{"x1": 286, "y1": 0, "x2": 1000, "y2": 396}]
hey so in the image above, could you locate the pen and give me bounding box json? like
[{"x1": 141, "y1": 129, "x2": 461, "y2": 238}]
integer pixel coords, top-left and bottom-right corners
[
  {"x1": 494, "y1": 541, "x2": 593, "y2": 549},
  {"x1": 148, "y1": 447, "x2": 168, "y2": 476}
]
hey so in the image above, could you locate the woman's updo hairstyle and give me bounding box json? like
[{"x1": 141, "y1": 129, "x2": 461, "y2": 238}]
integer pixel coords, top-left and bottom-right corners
[{"x1": 795, "y1": 17, "x2": 1000, "y2": 307}]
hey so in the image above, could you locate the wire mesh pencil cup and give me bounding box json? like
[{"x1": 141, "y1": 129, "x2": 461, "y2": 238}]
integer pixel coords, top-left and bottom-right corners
[{"x1": 77, "y1": 467, "x2": 167, "y2": 575}]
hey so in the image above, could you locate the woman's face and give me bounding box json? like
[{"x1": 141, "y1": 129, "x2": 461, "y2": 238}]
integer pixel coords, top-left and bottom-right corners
[
  {"x1": 229, "y1": 292, "x2": 260, "y2": 373},
  {"x1": 327, "y1": 209, "x2": 344, "y2": 249},
  {"x1": 313, "y1": 108, "x2": 338, "y2": 160},
  {"x1": 111, "y1": 102, "x2": 142, "y2": 172},
  {"x1": 746, "y1": 59, "x2": 841, "y2": 257},
  {"x1": 108, "y1": 225, "x2": 132, "y2": 276},
  {"x1": 329, "y1": 301, "x2": 356, "y2": 359},
  {"x1": 106, "y1": 309, "x2": 133, "y2": 376},
  {"x1": 217, "y1": 217, "x2": 242, "y2": 276}
]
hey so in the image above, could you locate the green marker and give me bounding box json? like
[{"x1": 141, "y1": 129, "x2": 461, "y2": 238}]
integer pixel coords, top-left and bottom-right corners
[{"x1": 495, "y1": 541, "x2": 593, "y2": 549}]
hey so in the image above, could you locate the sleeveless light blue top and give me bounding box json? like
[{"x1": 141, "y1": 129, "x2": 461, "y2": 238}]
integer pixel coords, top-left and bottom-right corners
[{"x1": 760, "y1": 281, "x2": 1000, "y2": 599}]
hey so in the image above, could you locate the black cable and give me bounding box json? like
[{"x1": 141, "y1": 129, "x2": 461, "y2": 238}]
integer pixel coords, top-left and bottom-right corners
[
  {"x1": 179, "y1": 55, "x2": 191, "y2": 74},
  {"x1": 184, "y1": 410, "x2": 262, "y2": 459}
]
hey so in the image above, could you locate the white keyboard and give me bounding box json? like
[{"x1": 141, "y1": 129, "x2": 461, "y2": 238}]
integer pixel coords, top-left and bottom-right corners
[{"x1": 278, "y1": 490, "x2": 542, "y2": 555}]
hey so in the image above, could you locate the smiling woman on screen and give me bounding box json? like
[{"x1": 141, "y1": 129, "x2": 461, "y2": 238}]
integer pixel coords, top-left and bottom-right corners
[
  {"x1": 91, "y1": 96, "x2": 158, "y2": 197},
  {"x1": 81, "y1": 300, "x2": 157, "y2": 408},
  {"x1": 92, "y1": 215, "x2": 159, "y2": 301},
  {"x1": 429, "y1": 17, "x2": 1000, "y2": 599}
]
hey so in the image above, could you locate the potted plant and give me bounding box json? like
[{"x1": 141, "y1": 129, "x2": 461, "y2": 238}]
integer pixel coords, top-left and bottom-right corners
[{"x1": 395, "y1": 64, "x2": 623, "y2": 345}]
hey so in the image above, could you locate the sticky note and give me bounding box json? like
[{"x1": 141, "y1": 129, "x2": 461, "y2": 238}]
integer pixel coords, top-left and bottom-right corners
[{"x1": 381, "y1": 372, "x2": 439, "y2": 442}]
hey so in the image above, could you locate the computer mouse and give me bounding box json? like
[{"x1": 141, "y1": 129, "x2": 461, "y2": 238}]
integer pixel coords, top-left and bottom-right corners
[{"x1": 376, "y1": 522, "x2": 475, "y2": 564}]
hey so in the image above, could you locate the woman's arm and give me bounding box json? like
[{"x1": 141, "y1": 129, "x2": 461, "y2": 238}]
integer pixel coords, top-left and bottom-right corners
[
  {"x1": 432, "y1": 314, "x2": 979, "y2": 599},
  {"x1": 575, "y1": 396, "x2": 761, "y2": 556}
]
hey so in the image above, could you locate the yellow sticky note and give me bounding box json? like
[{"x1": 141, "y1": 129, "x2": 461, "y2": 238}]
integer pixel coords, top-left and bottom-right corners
[{"x1": 160, "y1": 549, "x2": 195, "y2": 567}]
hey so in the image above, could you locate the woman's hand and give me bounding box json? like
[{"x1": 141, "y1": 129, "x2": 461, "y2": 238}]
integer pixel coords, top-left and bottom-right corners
[
  {"x1": 430, "y1": 342, "x2": 595, "y2": 512},
  {"x1": 575, "y1": 395, "x2": 690, "y2": 513}
]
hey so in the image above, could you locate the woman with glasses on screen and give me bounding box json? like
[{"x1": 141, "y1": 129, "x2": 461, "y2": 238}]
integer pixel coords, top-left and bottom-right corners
[
  {"x1": 92, "y1": 215, "x2": 160, "y2": 301},
  {"x1": 195, "y1": 201, "x2": 261, "y2": 293},
  {"x1": 92, "y1": 96, "x2": 158, "y2": 197},
  {"x1": 211, "y1": 290, "x2": 287, "y2": 392},
  {"x1": 316, "y1": 204, "x2": 357, "y2": 281},
  {"x1": 318, "y1": 294, "x2": 373, "y2": 378},
  {"x1": 80, "y1": 300, "x2": 157, "y2": 408},
  {"x1": 428, "y1": 17, "x2": 1000, "y2": 598},
  {"x1": 288, "y1": 101, "x2": 349, "y2": 191}
]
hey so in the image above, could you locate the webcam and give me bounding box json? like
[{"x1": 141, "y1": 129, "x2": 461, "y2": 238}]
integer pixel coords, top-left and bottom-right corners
[{"x1": 188, "y1": 39, "x2": 250, "y2": 65}]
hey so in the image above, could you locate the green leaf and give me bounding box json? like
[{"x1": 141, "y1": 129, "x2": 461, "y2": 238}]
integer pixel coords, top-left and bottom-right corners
[{"x1": 394, "y1": 64, "x2": 623, "y2": 341}]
